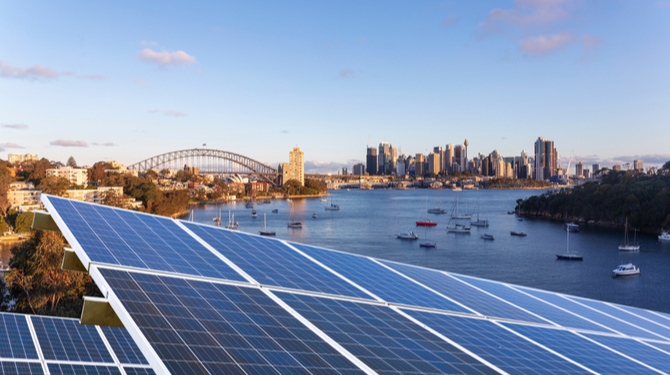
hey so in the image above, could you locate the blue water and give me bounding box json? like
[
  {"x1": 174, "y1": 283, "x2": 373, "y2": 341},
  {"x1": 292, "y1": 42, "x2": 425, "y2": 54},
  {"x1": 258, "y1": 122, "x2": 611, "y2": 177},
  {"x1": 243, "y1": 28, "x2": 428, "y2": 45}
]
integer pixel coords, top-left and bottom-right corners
[{"x1": 188, "y1": 189, "x2": 670, "y2": 313}]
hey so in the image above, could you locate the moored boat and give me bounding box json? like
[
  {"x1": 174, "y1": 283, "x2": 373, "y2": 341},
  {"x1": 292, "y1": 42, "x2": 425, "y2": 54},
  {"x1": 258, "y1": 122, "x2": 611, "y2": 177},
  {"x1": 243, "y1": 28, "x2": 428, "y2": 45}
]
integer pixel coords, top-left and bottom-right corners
[
  {"x1": 480, "y1": 234, "x2": 495, "y2": 241},
  {"x1": 510, "y1": 231, "x2": 527, "y2": 237},
  {"x1": 564, "y1": 222, "x2": 579, "y2": 232},
  {"x1": 557, "y1": 223, "x2": 582, "y2": 260},
  {"x1": 427, "y1": 208, "x2": 447, "y2": 214},
  {"x1": 397, "y1": 231, "x2": 418, "y2": 240},
  {"x1": 660, "y1": 232, "x2": 670, "y2": 242},
  {"x1": 612, "y1": 263, "x2": 640, "y2": 277},
  {"x1": 619, "y1": 217, "x2": 639, "y2": 251},
  {"x1": 259, "y1": 213, "x2": 276, "y2": 236}
]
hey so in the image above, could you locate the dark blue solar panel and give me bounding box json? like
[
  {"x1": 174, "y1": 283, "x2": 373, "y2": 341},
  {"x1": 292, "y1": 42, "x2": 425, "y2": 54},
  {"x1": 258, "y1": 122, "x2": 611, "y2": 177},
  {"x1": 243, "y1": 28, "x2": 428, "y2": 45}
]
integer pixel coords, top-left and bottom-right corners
[
  {"x1": 293, "y1": 243, "x2": 472, "y2": 314},
  {"x1": 518, "y1": 287, "x2": 664, "y2": 341},
  {"x1": 46, "y1": 364, "x2": 121, "y2": 375},
  {"x1": 183, "y1": 222, "x2": 370, "y2": 298},
  {"x1": 381, "y1": 261, "x2": 547, "y2": 324},
  {"x1": 618, "y1": 305, "x2": 670, "y2": 331},
  {"x1": 0, "y1": 315, "x2": 38, "y2": 359},
  {"x1": 565, "y1": 296, "x2": 670, "y2": 342},
  {"x1": 99, "y1": 326, "x2": 148, "y2": 365},
  {"x1": 504, "y1": 323, "x2": 659, "y2": 374},
  {"x1": 0, "y1": 362, "x2": 43, "y2": 375},
  {"x1": 452, "y1": 275, "x2": 616, "y2": 333},
  {"x1": 100, "y1": 268, "x2": 366, "y2": 375},
  {"x1": 122, "y1": 368, "x2": 155, "y2": 375},
  {"x1": 404, "y1": 309, "x2": 591, "y2": 374},
  {"x1": 46, "y1": 196, "x2": 246, "y2": 282},
  {"x1": 31, "y1": 316, "x2": 113, "y2": 363},
  {"x1": 584, "y1": 334, "x2": 670, "y2": 373},
  {"x1": 277, "y1": 292, "x2": 499, "y2": 375}
]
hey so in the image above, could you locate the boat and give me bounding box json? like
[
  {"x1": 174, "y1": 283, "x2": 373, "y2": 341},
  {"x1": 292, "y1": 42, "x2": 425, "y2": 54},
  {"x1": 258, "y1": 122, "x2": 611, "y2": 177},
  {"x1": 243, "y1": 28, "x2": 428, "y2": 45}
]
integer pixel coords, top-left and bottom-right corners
[
  {"x1": 312, "y1": 213, "x2": 317, "y2": 218},
  {"x1": 556, "y1": 223, "x2": 582, "y2": 260},
  {"x1": 287, "y1": 205, "x2": 302, "y2": 228},
  {"x1": 245, "y1": 201, "x2": 254, "y2": 208},
  {"x1": 470, "y1": 198, "x2": 489, "y2": 227},
  {"x1": 612, "y1": 263, "x2": 640, "y2": 277},
  {"x1": 451, "y1": 187, "x2": 462, "y2": 192},
  {"x1": 325, "y1": 204, "x2": 340, "y2": 211},
  {"x1": 511, "y1": 231, "x2": 527, "y2": 237},
  {"x1": 564, "y1": 222, "x2": 580, "y2": 232},
  {"x1": 347, "y1": 188, "x2": 350, "y2": 191},
  {"x1": 320, "y1": 198, "x2": 327, "y2": 202},
  {"x1": 251, "y1": 209, "x2": 257, "y2": 218},
  {"x1": 213, "y1": 208, "x2": 222, "y2": 226},
  {"x1": 419, "y1": 225, "x2": 436, "y2": 248},
  {"x1": 259, "y1": 213, "x2": 276, "y2": 236},
  {"x1": 517, "y1": 217, "x2": 523, "y2": 221},
  {"x1": 416, "y1": 198, "x2": 437, "y2": 226},
  {"x1": 225, "y1": 211, "x2": 238, "y2": 230},
  {"x1": 428, "y1": 208, "x2": 447, "y2": 214},
  {"x1": 272, "y1": 209, "x2": 278, "y2": 213},
  {"x1": 480, "y1": 234, "x2": 495, "y2": 241},
  {"x1": 660, "y1": 232, "x2": 670, "y2": 242},
  {"x1": 396, "y1": 231, "x2": 418, "y2": 240},
  {"x1": 619, "y1": 217, "x2": 639, "y2": 251},
  {"x1": 451, "y1": 196, "x2": 471, "y2": 220},
  {"x1": 447, "y1": 221, "x2": 471, "y2": 233}
]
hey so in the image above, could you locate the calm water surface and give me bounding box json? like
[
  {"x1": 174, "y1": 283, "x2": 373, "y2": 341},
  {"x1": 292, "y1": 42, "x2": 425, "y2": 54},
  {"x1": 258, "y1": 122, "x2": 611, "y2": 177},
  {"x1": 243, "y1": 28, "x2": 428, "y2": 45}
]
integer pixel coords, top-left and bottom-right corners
[{"x1": 189, "y1": 189, "x2": 670, "y2": 313}]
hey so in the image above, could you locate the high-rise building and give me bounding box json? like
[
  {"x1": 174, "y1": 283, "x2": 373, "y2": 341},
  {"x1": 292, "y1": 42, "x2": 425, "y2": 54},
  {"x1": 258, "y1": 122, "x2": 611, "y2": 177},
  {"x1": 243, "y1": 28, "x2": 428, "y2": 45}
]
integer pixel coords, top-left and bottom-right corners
[
  {"x1": 288, "y1": 147, "x2": 304, "y2": 186},
  {"x1": 353, "y1": 163, "x2": 365, "y2": 176},
  {"x1": 378, "y1": 142, "x2": 392, "y2": 175},
  {"x1": 592, "y1": 164, "x2": 601, "y2": 175},
  {"x1": 366, "y1": 148, "x2": 378, "y2": 176},
  {"x1": 583, "y1": 168, "x2": 590, "y2": 178},
  {"x1": 613, "y1": 164, "x2": 621, "y2": 171},
  {"x1": 433, "y1": 146, "x2": 443, "y2": 174},
  {"x1": 390, "y1": 145, "x2": 398, "y2": 175},
  {"x1": 414, "y1": 154, "x2": 425, "y2": 177},
  {"x1": 444, "y1": 144, "x2": 454, "y2": 173},
  {"x1": 453, "y1": 145, "x2": 467, "y2": 172},
  {"x1": 534, "y1": 137, "x2": 557, "y2": 180},
  {"x1": 396, "y1": 159, "x2": 406, "y2": 177},
  {"x1": 575, "y1": 162, "x2": 584, "y2": 177},
  {"x1": 341, "y1": 167, "x2": 347, "y2": 175},
  {"x1": 277, "y1": 163, "x2": 289, "y2": 186},
  {"x1": 634, "y1": 160, "x2": 643, "y2": 171},
  {"x1": 427, "y1": 153, "x2": 440, "y2": 175}
]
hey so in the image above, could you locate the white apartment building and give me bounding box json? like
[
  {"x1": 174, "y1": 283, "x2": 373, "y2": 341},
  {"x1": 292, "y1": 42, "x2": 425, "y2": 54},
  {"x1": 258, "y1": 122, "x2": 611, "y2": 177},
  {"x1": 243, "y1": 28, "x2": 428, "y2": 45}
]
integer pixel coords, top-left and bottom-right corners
[
  {"x1": 65, "y1": 187, "x2": 123, "y2": 204},
  {"x1": 7, "y1": 190, "x2": 42, "y2": 212},
  {"x1": 46, "y1": 166, "x2": 88, "y2": 186},
  {"x1": 289, "y1": 147, "x2": 305, "y2": 186},
  {"x1": 8, "y1": 153, "x2": 38, "y2": 164}
]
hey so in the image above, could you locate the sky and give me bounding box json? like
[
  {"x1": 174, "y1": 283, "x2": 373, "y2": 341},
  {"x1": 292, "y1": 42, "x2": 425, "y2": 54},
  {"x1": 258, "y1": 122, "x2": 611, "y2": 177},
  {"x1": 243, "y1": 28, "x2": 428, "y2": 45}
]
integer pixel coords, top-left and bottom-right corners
[{"x1": 1, "y1": 0, "x2": 669, "y2": 173}]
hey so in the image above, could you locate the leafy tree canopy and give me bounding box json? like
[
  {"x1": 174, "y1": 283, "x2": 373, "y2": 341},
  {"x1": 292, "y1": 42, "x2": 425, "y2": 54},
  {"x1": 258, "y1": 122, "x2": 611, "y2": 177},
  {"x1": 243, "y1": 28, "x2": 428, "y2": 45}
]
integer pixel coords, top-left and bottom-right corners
[
  {"x1": 14, "y1": 212, "x2": 34, "y2": 233},
  {"x1": 66, "y1": 156, "x2": 77, "y2": 168},
  {"x1": 37, "y1": 176, "x2": 71, "y2": 196}
]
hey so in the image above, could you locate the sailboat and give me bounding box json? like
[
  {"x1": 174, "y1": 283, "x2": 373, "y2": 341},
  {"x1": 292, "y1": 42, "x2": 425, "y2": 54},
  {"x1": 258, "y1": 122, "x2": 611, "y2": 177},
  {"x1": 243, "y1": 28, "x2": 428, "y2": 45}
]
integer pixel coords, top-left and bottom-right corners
[
  {"x1": 287, "y1": 203, "x2": 302, "y2": 228},
  {"x1": 419, "y1": 225, "x2": 436, "y2": 248},
  {"x1": 325, "y1": 195, "x2": 339, "y2": 211},
  {"x1": 416, "y1": 197, "x2": 437, "y2": 226},
  {"x1": 213, "y1": 208, "x2": 222, "y2": 226},
  {"x1": 619, "y1": 217, "x2": 639, "y2": 251},
  {"x1": 259, "y1": 213, "x2": 276, "y2": 236},
  {"x1": 470, "y1": 197, "x2": 489, "y2": 227},
  {"x1": 225, "y1": 211, "x2": 238, "y2": 230},
  {"x1": 556, "y1": 220, "x2": 582, "y2": 260},
  {"x1": 251, "y1": 209, "x2": 257, "y2": 218},
  {"x1": 451, "y1": 196, "x2": 471, "y2": 220}
]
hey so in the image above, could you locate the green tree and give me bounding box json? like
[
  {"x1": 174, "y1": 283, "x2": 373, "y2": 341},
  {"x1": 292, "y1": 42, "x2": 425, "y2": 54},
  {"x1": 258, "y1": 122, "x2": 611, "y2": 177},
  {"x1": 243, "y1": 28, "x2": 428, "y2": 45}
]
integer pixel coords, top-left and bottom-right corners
[
  {"x1": 66, "y1": 156, "x2": 77, "y2": 167},
  {"x1": 88, "y1": 162, "x2": 106, "y2": 182},
  {"x1": 14, "y1": 212, "x2": 34, "y2": 233},
  {"x1": 305, "y1": 179, "x2": 327, "y2": 193},
  {"x1": 0, "y1": 162, "x2": 14, "y2": 215},
  {"x1": 3, "y1": 231, "x2": 101, "y2": 316},
  {"x1": 37, "y1": 176, "x2": 71, "y2": 196}
]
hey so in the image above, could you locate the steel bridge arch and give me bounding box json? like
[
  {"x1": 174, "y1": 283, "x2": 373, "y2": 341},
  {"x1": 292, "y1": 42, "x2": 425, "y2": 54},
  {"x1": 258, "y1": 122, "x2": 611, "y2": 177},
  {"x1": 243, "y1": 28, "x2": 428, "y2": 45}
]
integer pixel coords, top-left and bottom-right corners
[{"x1": 127, "y1": 149, "x2": 278, "y2": 184}]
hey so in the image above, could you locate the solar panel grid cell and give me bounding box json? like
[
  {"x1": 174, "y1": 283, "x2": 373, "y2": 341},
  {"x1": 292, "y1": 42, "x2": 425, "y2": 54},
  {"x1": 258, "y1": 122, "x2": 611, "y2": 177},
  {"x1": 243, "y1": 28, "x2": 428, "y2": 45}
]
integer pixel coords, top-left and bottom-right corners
[
  {"x1": 183, "y1": 223, "x2": 372, "y2": 299},
  {"x1": 505, "y1": 324, "x2": 659, "y2": 374},
  {"x1": 617, "y1": 306, "x2": 670, "y2": 331},
  {"x1": 277, "y1": 292, "x2": 500, "y2": 375},
  {"x1": 0, "y1": 362, "x2": 43, "y2": 375},
  {"x1": 100, "y1": 268, "x2": 366, "y2": 375},
  {"x1": 583, "y1": 334, "x2": 670, "y2": 374},
  {"x1": 99, "y1": 326, "x2": 149, "y2": 365},
  {"x1": 31, "y1": 317, "x2": 113, "y2": 363},
  {"x1": 404, "y1": 309, "x2": 592, "y2": 374},
  {"x1": 293, "y1": 244, "x2": 472, "y2": 314},
  {"x1": 121, "y1": 368, "x2": 156, "y2": 375},
  {"x1": 0, "y1": 315, "x2": 38, "y2": 360},
  {"x1": 46, "y1": 364, "x2": 121, "y2": 375}
]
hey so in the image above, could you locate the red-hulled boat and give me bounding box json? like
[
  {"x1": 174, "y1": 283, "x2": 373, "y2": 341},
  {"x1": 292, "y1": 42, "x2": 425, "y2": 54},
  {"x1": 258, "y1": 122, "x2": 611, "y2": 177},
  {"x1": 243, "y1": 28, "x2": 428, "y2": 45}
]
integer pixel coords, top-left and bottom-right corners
[{"x1": 416, "y1": 221, "x2": 437, "y2": 227}]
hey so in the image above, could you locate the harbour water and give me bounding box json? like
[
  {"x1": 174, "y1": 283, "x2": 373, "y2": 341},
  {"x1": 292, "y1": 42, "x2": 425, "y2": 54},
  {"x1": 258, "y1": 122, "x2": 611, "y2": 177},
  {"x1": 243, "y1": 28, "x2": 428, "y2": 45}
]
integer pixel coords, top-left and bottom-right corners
[{"x1": 189, "y1": 188, "x2": 670, "y2": 313}]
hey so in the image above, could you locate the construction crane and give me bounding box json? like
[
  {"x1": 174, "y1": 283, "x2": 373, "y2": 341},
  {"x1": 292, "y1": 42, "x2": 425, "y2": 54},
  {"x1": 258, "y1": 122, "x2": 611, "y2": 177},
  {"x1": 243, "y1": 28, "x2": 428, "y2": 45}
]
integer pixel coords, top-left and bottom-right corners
[{"x1": 565, "y1": 150, "x2": 574, "y2": 185}]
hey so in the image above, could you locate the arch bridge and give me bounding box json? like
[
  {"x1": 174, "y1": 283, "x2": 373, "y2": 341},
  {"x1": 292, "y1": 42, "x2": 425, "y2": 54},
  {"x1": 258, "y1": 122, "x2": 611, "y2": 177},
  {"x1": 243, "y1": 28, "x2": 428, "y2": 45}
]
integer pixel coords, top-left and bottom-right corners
[{"x1": 128, "y1": 149, "x2": 278, "y2": 185}]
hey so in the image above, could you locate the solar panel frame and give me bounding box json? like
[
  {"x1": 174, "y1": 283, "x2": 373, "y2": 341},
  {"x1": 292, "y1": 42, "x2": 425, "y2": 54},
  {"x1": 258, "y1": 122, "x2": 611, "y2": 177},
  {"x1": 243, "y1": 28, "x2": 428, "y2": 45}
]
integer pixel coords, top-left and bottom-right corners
[
  {"x1": 0, "y1": 362, "x2": 44, "y2": 375},
  {"x1": 46, "y1": 363, "x2": 122, "y2": 375},
  {"x1": 0, "y1": 314, "x2": 39, "y2": 360},
  {"x1": 30, "y1": 316, "x2": 114, "y2": 364},
  {"x1": 582, "y1": 333, "x2": 670, "y2": 373},
  {"x1": 98, "y1": 326, "x2": 149, "y2": 366}
]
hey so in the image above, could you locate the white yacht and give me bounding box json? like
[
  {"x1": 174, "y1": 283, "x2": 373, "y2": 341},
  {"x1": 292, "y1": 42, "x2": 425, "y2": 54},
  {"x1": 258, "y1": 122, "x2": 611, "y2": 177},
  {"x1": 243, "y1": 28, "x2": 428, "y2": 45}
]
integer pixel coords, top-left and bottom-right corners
[
  {"x1": 396, "y1": 231, "x2": 419, "y2": 240},
  {"x1": 618, "y1": 217, "x2": 639, "y2": 251},
  {"x1": 428, "y1": 208, "x2": 447, "y2": 214},
  {"x1": 612, "y1": 263, "x2": 640, "y2": 277},
  {"x1": 225, "y1": 211, "x2": 238, "y2": 230},
  {"x1": 447, "y1": 222, "x2": 471, "y2": 234},
  {"x1": 451, "y1": 197, "x2": 471, "y2": 220},
  {"x1": 470, "y1": 198, "x2": 489, "y2": 227},
  {"x1": 659, "y1": 232, "x2": 670, "y2": 242},
  {"x1": 325, "y1": 204, "x2": 340, "y2": 211}
]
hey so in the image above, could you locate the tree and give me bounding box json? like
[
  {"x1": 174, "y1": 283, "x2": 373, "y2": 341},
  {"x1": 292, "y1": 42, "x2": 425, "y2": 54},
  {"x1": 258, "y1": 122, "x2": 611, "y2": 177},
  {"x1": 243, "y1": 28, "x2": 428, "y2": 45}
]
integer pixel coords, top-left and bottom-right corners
[
  {"x1": 0, "y1": 164, "x2": 14, "y2": 215},
  {"x1": 88, "y1": 162, "x2": 106, "y2": 182},
  {"x1": 3, "y1": 231, "x2": 101, "y2": 317},
  {"x1": 14, "y1": 212, "x2": 34, "y2": 233},
  {"x1": 26, "y1": 158, "x2": 55, "y2": 186},
  {"x1": 663, "y1": 161, "x2": 670, "y2": 172},
  {"x1": 37, "y1": 176, "x2": 71, "y2": 196},
  {"x1": 66, "y1": 156, "x2": 77, "y2": 168}
]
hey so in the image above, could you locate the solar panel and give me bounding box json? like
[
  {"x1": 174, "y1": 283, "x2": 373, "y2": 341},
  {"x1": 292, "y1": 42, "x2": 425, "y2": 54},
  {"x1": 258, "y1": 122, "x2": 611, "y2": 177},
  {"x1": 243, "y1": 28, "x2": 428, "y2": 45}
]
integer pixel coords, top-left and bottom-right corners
[
  {"x1": 0, "y1": 362, "x2": 43, "y2": 375},
  {"x1": 0, "y1": 315, "x2": 38, "y2": 360},
  {"x1": 617, "y1": 305, "x2": 670, "y2": 331},
  {"x1": 293, "y1": 243, "x2": 472, "y2": 313},
  {"x1": 46, "y1": 364, "x2": 121, "y2": 375},
  {"x1": 99, "y1": 326, "x2": 149, "y2": 365},
  {"x1": 183, "y1": 222, "x2": 370, "y2": 298},
  {"x1": 44, "y1": 196, "x2": 247, "y2": 282},
  {"x1": 503, "y1": 323, "x2": 664, "y2": 374},
  {"x1": 583, "y1": 334, "x2": 670, "y2": 373},
  {"x1": 99, "y1": 267, "x2": 367, "y2": 375},
  {"x1": 31, "y1": 316, "x2": 114, "y2": 363},
  {"x1": 122, "y1": 368, "x2": 156, "y2": 375},
  {"x1": 403, "y1": 309, "x2": 592, "y2": 374},
  {"x1": 381, "y1": 261, "x2": 549, "y2": 324}
]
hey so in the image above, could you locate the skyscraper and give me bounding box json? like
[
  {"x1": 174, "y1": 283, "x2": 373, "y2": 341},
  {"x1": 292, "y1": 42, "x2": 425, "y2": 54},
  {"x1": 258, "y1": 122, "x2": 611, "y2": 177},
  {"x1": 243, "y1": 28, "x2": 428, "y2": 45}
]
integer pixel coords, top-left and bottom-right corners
[
  {"x1": 534, "y1": 137, "x2": 557, "y2": 180},
  {"x1": 378, "y1": 142, "x2": 391, "y2": 175},
  {"x1": 366, "y1": 147, "x2": 378, "y2": 176},
  {"x1": 390, "y1": 145, "x2": 398, "y2": 175},
  {"x1": 288, "y1": 147, "x2": 304, "y2": 186},
  {"x1": 445, "y1": 144, "x2": 454, "y2": 173},
  {"x1": 415, "y1": 154, "x2": 425, "y2": 177},
  {"x1": 575, "y1": 162, "x2": 584, "y2": 177},
  {"x1": 592, "y1": 164, "x2": 601, "y2": 175},
  {"x1": 353, "y1": 163, "x2": 365, "y2": 175},
  {"x1": 433, "y1": 146, "x2": 443, "y2": 174},
  {"x1": 454, "y1": 145, "x2": 467, "y2": 172},
  {"x1": 634, "y1": 160, "x2": 643, "y2": 171},
  {"x1": 427, "y1": 153, "x2": 440, "y2": 175}
]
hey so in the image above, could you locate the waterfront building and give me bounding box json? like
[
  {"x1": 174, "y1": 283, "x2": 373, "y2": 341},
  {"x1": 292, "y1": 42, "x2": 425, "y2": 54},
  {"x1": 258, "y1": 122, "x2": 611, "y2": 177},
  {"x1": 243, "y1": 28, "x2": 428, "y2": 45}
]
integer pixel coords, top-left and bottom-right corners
[
  {"x1": 377, "y1": 142, "x2": 393, "y2": 175},
  {"x1": 454, "y1": 145, "x2": 467, "y2": 172},
  {"x1": 8, "y1": 153, "x2": 38, "y2": 165},
  {"x1": 289, "y1": 147, "x2": 304, "y2": 186},
  {"x1": 390, "y1": 145, "x2": 398, "y2": 175},
  {"x1": 445, "y1": 144, "x2": 454, "y2": 173},
  {"x1": 533, "y1": 137, "x2": 557, "y2": 180},
  {"x1": 46, "y1": 166, "x2": 88, "y2": 186},
  {"x1": 277, "y1": 163, "x2": 289, "y2": 186},
  {"x1": 366, "y1": 147, "x2": 377, "y2": 176},
  {"x1": 427, "y1": 152, "x2": 440, "y2": 175},
  {"x1": 353, "y1": 163, "x2": 365, "y2": 176},
  {"x1": 592, "y1": 163, "x2": 601, "y2": 175},
  {"x1": 634, "y1": 159, "x2": 643, "y2": 171},
  {"x1": 342, "y1": 167, "x2": 348, "y2": 176},
  {"x1": 396, "y1": 160, "x2": 406, "y2": 177},
  {"x1": 415, "y1": 154, "x2": 425, "y2": 177},
  {"x1": 575, "y1": 162, "x2": 584, "y2": 178}
]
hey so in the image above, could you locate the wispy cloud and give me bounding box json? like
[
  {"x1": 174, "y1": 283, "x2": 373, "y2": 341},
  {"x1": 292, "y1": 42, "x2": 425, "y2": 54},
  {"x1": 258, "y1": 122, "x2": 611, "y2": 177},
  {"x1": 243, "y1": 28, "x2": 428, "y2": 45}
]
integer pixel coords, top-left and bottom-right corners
[
  {"x1": 81, "y1": 74, "x2": 106, "y2": 80},
  {"x1": 281, "y1": 130, "x2": 289, "y2": 134},
  {"x1": 138, "y1": 49, "x2": 197, "y2": 65},
  {"x1": 0, "y1": 142, "x2": 24, "y2": 149},
  {"x1": 519, "y1": 32, "x2": 575, "y2": 56},
  {"x1": 339, "y1": 69, "x2": 354, "y2": 79},
  {"x1": 479, "y1": 0, "x2": 574, "y2": 34},
  {"x1": 582, "y1": 34, "x2": 604, "y2": 51},
  {"x1": 140, "y1": 40, "x2": 158, "y2": 46},
  {"x1": 0, "y1": 61, "x2": 59, "y2": 80},
  {"x1": 50, "y1": 139, "x2": 88, "y2": 147},
  {"x1": 304, "y1": 159, "x2": 363, "y2": 174},
  {"x1": 133, "y1": 78, "x2": 146, "y2": 86},
  {"x1": 564, "y1": 154, "x2": 670, "y2": 169},
  {"x1": 148, "y1": 109, "x2": 187, "y2": 117},
  {"x1": 441, "y1": 14, "x2": 461, "y2": 27},
  {"x1": 2, "y1": 124, "x2": 29, "y2": 129},
  {"x1": 91, "y1": 142, "x2": 117, "y2": 146}
]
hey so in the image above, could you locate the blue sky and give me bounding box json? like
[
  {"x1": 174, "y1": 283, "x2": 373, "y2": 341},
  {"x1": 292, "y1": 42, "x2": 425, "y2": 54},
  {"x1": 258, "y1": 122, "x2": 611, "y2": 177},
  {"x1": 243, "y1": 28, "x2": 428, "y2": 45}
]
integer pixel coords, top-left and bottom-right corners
[{"x1": 1, "y1": 0, "x2": 669, "y2": 173}]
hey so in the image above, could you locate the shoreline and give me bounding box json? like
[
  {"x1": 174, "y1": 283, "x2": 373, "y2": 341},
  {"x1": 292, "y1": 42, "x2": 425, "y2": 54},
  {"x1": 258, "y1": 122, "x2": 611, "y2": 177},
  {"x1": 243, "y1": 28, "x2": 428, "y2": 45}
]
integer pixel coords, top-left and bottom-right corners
[
  {"x1": 187, "y1": 192, "x2": 329, "y2": 206},
  {"x1": 518, "y1": 212, "x2": 666, "y2": 234}
]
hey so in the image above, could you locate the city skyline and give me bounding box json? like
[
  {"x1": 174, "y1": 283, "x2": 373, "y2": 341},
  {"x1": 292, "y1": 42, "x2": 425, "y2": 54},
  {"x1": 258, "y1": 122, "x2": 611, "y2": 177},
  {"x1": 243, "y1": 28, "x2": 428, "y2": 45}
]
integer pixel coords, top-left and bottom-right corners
[{"x1": 1, "y1": 1, "x2": 669, "y2": 173}]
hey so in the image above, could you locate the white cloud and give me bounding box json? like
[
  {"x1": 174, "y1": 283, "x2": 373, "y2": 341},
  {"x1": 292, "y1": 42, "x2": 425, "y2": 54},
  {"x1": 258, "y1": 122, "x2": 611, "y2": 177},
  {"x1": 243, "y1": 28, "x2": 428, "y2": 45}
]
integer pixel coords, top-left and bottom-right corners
[
  {"x1": 138, "y1": 48, "x2": 197, "y2": 65},
  {"x1": 148, "y1": 109, "x2": 187, "y2": 117},
  {"x1": 50, "y1": 139, "x2": 88, "y2": 147},
  {"x1": 91, "y1": 142, "x2": 117, "y2": 146},
  {"x1": 480, "y1": 0, "x2": 573, "y2": 33},
  {"x1": 0, "y1": 61, "x2": 59, "y2": 80},
  {"x1": 0, "y1": 142, "x2": 24, "y2": 149},
  {"x1": 519, "y1": 32, "x2": 575, "y2": 56},
  {"x1": 2, "y1": 124, "x2": 29, "y2": 129},
  {"x1": 304, "y1": 159, "x2": 363, "y2": 174},
  {"x1": 339, "y1": 69, "x2": 354, "y2": 79}
]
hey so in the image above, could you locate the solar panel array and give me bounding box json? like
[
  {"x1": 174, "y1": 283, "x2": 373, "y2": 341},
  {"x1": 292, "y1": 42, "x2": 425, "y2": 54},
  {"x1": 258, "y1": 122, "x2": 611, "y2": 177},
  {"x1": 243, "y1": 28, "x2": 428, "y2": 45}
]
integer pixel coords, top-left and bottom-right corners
[
  {"x1": 43, "y1": 195, "x2": 670, "y2": 374},
  {"x1": 0, "y1": 313, "x2": 154, "y2": 375}
]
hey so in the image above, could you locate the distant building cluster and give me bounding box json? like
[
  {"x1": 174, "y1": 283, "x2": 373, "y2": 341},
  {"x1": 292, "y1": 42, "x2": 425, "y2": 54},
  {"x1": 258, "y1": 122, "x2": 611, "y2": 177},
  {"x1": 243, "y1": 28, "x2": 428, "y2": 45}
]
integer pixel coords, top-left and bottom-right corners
[{"x1": 8, "y1": 153, "x2": 38, "y2": 165}]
